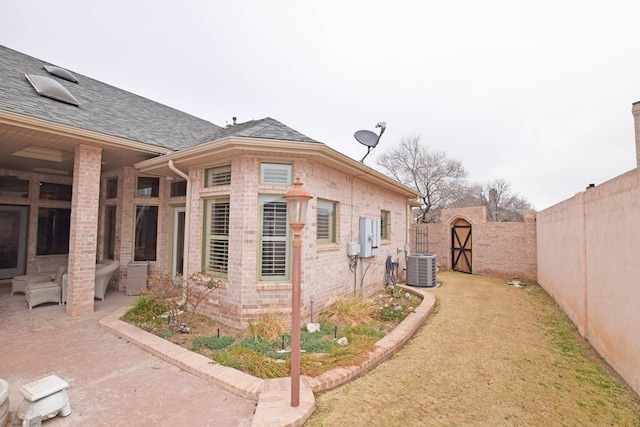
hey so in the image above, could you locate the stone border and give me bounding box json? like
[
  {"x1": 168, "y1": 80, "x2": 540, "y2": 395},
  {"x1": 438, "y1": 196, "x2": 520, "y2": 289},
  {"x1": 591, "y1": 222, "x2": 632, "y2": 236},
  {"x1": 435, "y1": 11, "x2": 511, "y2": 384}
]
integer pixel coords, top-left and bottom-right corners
[{"x1": 99, "y1": 285, "x2": 436, "y2": 427}]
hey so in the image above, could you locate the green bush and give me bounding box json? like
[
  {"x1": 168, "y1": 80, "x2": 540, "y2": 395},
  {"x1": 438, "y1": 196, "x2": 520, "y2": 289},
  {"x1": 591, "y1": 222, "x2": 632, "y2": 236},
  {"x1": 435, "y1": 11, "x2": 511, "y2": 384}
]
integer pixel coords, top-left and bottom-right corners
[{"x1": 123, "y1": 294, "x2": 170, "y2": 326}]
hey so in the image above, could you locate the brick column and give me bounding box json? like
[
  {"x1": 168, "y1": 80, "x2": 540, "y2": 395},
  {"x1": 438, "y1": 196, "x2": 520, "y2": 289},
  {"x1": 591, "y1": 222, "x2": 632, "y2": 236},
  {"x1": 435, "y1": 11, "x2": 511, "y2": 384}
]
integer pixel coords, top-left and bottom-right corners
[
  {"x1": 66, "y1": 144, "x2": 102, "y2": 316},
  {"x1": 632, "y1": 101, "x2": 640, "y2": 168}
]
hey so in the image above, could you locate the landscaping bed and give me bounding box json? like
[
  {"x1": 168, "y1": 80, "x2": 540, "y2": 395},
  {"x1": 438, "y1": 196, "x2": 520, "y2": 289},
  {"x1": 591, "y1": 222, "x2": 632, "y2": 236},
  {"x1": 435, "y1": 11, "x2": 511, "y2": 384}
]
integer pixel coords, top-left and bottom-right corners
[{"x1": 122, "y1": 283, "x2": 422, "y2": 379}]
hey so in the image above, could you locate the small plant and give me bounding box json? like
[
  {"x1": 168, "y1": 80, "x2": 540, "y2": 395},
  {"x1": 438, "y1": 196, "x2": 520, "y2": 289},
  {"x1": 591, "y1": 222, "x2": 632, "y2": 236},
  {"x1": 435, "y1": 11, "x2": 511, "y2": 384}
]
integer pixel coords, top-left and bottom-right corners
[
  {"x1": 123, "y1": 294, "x2": 170, "y2": 326},
  {"x1": 301, "y1": 326, "x2": 335, "y2": 353},
  {"x1": 238, "y1": 334, "x2": 288, "y2": 360},
  {"x1": 385, "y1": 285, "x2": 405, "y2": 298},
  {"x1": 124, "y1": 285, "x2": 423, "y2": 380},
  {"x1": 248, "y1": 313, "x2": 288, "y2": 342},
  {"x1": 213, "y1": 347, "x2": 289, "y2": 379},
  {"x1": 192, "y1": 335, "x2": 235, "y2": 351},
  {"x1": 377, "y1": 305, "x2": 408, "y2": 321},
  {"x1": 346, "y1": 324, "x2": 385, "y2": 340},
  {"x1": 145, "y1": 271, "x2": 222, "y2": 332},
  {"x1": 320, "y1": 298, "x2": 376, "y2": 326}
]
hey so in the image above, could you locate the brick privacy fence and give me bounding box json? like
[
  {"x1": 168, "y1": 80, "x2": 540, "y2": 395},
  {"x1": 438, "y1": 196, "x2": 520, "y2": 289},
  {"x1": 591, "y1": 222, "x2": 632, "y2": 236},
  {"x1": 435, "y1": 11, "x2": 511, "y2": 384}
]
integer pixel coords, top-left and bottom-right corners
[{"x1": 410, "y1": 206, "x2": 537, "y2": 281}]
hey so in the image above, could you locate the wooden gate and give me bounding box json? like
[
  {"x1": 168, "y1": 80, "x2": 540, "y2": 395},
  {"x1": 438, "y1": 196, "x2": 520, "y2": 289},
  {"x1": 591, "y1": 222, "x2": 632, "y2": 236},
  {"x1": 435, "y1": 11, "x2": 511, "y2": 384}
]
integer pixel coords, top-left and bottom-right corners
[{"x1": 451, "y1": 218, "x2": 472, "y2": 274}]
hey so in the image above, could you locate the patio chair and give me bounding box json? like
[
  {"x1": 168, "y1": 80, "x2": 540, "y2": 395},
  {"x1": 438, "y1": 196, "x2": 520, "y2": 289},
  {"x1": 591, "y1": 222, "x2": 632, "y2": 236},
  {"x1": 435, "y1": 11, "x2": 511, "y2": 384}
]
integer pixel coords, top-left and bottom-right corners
[
  {"x1": 11, "y1": 274, "x2": 51, "y2": 296},
  {"x1": 94, "y1": 260, "x2": 120, "y2": 301},
  {"x1": 60, "y1": 260, "x2": 120, "y2": 303},
  {"x1": 25, "y1": 266, "x2": 65, "y2": 309}
]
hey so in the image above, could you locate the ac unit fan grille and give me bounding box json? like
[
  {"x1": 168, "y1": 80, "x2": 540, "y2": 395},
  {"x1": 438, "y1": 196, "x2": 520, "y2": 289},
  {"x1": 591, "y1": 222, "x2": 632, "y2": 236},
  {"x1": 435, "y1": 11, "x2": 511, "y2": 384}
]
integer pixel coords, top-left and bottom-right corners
[{"x1": 406, "y1": 254, "x2": 436, "y2": 287}]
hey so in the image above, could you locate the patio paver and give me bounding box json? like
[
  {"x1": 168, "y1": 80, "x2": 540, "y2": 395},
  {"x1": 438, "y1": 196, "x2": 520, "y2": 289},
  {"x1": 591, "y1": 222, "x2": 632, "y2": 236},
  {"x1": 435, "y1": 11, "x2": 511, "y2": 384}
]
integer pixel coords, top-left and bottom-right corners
[{"x1": 0, "y1": 281, "x2": 435, "y2": 427}]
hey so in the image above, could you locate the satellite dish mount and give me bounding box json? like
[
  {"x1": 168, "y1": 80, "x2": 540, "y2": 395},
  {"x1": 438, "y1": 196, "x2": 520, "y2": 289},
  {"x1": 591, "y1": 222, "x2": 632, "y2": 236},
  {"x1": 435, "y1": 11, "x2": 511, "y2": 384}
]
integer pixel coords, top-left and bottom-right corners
[{"x1": 354, "y1": 122, "x2": 386, "y2": 162}]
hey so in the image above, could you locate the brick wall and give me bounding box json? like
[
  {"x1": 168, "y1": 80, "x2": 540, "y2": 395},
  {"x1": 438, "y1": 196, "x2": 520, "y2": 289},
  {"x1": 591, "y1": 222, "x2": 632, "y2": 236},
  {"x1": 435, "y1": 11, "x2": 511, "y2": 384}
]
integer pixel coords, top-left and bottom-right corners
[
  {"x1": 411, "y1": 206, "x2": 537, "y2": 281},
  {"x1": 188, "y1": 155, "x2": 413, "y2": 328}
]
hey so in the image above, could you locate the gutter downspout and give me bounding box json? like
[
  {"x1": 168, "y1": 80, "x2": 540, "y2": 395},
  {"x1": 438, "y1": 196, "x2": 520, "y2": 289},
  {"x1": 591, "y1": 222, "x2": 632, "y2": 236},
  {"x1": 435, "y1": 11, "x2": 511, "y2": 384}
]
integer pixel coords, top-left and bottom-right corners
[{"x1": 168, "y1": 160, "x2": 190, "y2": 281}]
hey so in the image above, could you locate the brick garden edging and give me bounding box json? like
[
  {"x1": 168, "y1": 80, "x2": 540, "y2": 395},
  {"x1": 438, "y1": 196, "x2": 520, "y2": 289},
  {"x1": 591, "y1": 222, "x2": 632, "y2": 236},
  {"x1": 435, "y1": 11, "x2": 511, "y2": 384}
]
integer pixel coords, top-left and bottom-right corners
[
  {"x1": 99, "y1": 285, "x2": 436, "y2": 427},
  {"x1": 307, "y1": 285, "x2": 435, "y2": 392}
]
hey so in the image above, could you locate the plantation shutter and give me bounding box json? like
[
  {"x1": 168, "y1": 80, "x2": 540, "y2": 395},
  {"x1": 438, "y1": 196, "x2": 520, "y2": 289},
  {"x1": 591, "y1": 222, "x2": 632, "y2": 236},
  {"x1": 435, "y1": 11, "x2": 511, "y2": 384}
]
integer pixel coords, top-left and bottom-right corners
[
  {"x1": 206, "y1": 165, "x2": 231, "y2": 187},
  {"x1": 317, "y1": 207, "x2": 330, "y2": 239},
  {"x1": 317, "y1": 199, "x2": 336, "y2": 244},
  {"x1": 380, "y1": 210, "x2": 390, "y2": 240},
  {"x1": 205, "y1": 198, "x2": 230, "y2": 275},
  {"x1": 260, "y1": 163, "x2": 291, "y2": 185},
  {"x1": 260, "y1": 197, "x2": 289, "y2": 279}
]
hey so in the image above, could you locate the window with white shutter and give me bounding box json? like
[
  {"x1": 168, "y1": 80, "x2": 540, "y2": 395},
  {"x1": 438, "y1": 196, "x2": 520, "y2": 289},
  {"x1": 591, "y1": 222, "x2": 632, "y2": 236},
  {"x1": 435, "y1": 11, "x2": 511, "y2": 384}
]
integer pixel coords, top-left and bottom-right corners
[
  {"x1": 380, "y1": 210, "x2": 390, "y2": 241},
  {"x1": 205, "y1": 165, "x2": 231, "y2": 187},
  {"x1": 317, "y1": 199, "x2": 337, "y2": 244},
  {"x1": 260, "y1": 163, "x2": 292, "y2": 185},
  {"x1": 259, "y1": 195, "x2": 289, "y2": 280},
  {"x1": 204, "y1": 197, "x2": 230, "y2": 277}
]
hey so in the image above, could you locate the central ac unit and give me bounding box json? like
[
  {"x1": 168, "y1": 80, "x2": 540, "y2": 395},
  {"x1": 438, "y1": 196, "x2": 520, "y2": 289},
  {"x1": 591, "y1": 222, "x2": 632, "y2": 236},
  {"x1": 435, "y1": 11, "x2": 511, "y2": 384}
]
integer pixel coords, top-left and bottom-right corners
[{"x1": 406, "y1": 254, "x2": 437, "y2": 287}]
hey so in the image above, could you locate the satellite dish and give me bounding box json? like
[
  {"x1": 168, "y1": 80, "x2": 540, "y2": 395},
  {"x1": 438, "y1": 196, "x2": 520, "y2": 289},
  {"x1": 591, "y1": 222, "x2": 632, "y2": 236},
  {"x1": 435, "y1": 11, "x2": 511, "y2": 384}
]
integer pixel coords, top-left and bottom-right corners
[
  {"x1": 354, "y1": 122, "x2": 386, "y2": 162},
  {"x1": 354, "y1": 130, "x2": 379, "y2": 148}
]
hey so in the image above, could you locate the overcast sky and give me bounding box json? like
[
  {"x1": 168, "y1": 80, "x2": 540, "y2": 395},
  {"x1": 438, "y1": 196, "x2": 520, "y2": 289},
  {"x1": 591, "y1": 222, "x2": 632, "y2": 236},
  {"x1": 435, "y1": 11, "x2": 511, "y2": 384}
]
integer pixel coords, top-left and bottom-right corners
[{"x1": 2, "y1": 0, "x2": 640, "y2": 210}]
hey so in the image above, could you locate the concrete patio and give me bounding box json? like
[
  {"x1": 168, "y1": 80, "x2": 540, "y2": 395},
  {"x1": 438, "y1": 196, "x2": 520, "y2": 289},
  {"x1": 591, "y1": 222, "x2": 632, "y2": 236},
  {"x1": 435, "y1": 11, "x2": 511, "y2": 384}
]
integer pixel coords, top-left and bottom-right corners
[
  {"x1": 0, "y1": 280, "x2": 435, "y2": 426},
  {"x1": 0, "y1": 281, "x2": 256, "y2": 426}
]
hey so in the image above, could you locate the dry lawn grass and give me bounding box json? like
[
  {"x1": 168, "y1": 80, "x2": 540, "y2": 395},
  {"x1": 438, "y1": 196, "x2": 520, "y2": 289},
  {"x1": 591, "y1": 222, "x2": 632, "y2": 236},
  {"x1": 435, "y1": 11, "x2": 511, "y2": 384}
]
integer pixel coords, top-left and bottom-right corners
[{"x1": 307, "y1": 271, "x2": 640, "y2": 426}]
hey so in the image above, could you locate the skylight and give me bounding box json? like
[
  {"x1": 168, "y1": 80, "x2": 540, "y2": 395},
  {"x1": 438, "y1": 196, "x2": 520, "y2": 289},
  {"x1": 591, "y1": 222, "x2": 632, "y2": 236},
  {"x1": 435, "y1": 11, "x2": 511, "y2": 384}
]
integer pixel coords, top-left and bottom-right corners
[
  {"x1": 25, "y1": 74, "x2": 80, "y2": 106},
  {"x1": 43, "y1": 65, "x2": 78, "y2": 83}
]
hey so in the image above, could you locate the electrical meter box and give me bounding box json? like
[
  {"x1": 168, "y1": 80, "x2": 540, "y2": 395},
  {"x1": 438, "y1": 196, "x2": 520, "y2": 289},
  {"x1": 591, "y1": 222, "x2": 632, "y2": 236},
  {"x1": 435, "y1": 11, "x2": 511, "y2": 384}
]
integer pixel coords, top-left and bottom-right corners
[{"x1": 359, "y1": 217, "x2": 380, "y2": 258}]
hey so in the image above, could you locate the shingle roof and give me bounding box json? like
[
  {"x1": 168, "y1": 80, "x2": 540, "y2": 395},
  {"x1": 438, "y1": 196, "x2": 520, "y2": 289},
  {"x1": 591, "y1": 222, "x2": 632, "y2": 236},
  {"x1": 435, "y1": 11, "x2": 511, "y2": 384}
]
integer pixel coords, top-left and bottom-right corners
[
  {"x1": 210, "y1": 117, "x2": 318, "y2": 143},
  {"x1": 0, "y1": 45, "x2": 317, "y2": 150}
]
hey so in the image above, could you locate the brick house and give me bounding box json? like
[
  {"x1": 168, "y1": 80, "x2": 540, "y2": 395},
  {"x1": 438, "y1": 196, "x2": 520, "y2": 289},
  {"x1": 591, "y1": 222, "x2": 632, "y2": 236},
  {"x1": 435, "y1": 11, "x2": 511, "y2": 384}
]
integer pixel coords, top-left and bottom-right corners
[{"x1": 0, "y1": 45, "x2": 419, "y2": 326}]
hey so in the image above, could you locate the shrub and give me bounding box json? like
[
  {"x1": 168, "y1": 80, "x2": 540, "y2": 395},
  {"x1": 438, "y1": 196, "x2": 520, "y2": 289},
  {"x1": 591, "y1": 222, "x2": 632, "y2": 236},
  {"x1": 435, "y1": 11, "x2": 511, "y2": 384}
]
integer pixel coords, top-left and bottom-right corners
[
  {"x1": 145, "y1": 271, "x2": 222, "y2": 331},
  {"x1": 319, "y1": 298, "x2": 376, "y2": 326},
  {"x1": 213, "y1": 347, "x2": 288, "y2": 379},
  {"x1": 248, "y1": 313, "x2": 288, "y2": 342},
  {"x1": 123, "y1": 294, "x2": 170, "y2": 326}
]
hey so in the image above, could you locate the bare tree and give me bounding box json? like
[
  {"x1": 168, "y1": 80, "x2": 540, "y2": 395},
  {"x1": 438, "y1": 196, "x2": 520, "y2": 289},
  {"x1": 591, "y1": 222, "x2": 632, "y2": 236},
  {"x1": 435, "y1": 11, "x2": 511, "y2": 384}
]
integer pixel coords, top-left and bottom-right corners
[
  {"x1": 456, "y1": 179, "x2": 534, "y2": 222},
  {"x1": 376, "y1": 135, "x2": 468, "y2": 223}
]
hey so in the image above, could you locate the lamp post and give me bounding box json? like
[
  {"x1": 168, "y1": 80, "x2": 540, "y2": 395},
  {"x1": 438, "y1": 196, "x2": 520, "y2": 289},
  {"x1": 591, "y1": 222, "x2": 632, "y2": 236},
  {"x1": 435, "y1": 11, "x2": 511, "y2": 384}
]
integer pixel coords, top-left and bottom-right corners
[{"x1": 283, "y1": 176, "x2": 312, "y2": 407}]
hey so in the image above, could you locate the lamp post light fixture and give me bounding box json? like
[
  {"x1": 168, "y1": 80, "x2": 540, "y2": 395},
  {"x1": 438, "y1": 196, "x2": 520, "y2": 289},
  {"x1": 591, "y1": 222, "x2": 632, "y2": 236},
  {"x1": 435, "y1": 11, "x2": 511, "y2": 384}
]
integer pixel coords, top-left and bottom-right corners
[{"x1": 283, "y1": 176, "x2": 312, "y2": 407}]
